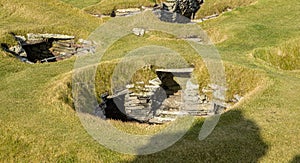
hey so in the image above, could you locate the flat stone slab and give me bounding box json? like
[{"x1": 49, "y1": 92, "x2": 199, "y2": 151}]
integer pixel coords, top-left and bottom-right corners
[
  {"x1": 156, "y1": 68, "x2": 194, "y2": 78},
  {"x1": 27, "y1": 33, "x2": 75, "y2": 40},
  {"x1": 108, "y1": 89, "x2": 129, "y2": 98},
  {"x1": 156, "y1": 68, "x2": 194, "y2": 73}
]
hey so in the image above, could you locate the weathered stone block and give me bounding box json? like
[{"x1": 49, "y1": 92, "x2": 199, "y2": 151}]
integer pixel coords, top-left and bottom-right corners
[
  {"x1": 132, "y1": 28, "x2": 145, "y2": 36},
  {"x1": 126, "y1": 106, "x2": 145, "y2": 110}
]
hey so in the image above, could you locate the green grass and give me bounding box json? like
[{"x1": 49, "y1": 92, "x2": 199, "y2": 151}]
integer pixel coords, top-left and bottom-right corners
[
  {"x1": 0, "y1": 0, "x2": 300, "y2": 162},
  {"x1": 196, "y1": 0, "x2": 257, "y2": 18},
  {"x1": 253, "y1": 38, "x2": 300, "y2": 70},
  {"x1": 84, "y1": 0, "x2": 156, "y2": 15},
  {"x1": 60, "y1": 0, "x2": 101, "y2": 9}
]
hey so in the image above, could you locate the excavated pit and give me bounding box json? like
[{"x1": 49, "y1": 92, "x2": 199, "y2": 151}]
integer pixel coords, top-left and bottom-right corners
[
  {"x1": 95, "y1": 68, "x2": 225, "y2": 124},
  {"x1": 2, "y1": 33, "x2": 95, "y2": 63},
  {"x1": 22, "y1": 39, "x2": 56, "y2": 62}
]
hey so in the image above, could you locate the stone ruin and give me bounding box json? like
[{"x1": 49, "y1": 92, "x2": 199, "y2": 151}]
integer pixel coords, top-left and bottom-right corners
[
  {"x1": 163, "y1": 0, "x2": 204, "y2": 19},
  {"x1": 1, "y1": 33, "x2": 95, "y2": 63},
  {"x1": 95, "y1": 68, "x2": 227, "y2": 124},
  {"x1": 93, "y1": 0, "x2": 223, "y2": 24},
  {"x1": 154, "y1": 0, "x2": 204, "y2": 23},
  {"x1": 93, "y1": 0, "x2": 204, "y2": 23}
]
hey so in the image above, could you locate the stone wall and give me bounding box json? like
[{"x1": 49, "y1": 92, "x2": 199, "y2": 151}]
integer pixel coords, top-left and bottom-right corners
[
  {"x1": 153, "y1": 0, "x2": 204, "y2": 23},
  {"x1": 124, "y1": 81, "x2": 160, "y2": 122},
  {"x1": 6, "y1": 33, "x2": 95, "y2": 63},
  {"x1": 114, "y1": 68, "x2": 216, "y2": 123}
]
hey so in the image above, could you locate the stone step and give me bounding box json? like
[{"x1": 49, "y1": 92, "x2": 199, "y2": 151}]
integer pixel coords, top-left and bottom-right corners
[
  {"x1": 50, "y1": 47, "x2": 76, "y2": 52},
  {"x1": 52, "y1": 42, "x2": 72, "y2": 48},
  {"x1": 166, "y1": 0, "x2": 176, "y2": 2},
  {"x1": 27, "y1": 33, "x2": 75, "y2": 40},
  {"x1": 149, "y1": 117, "x2": 176, "y2": 124},
  {"x1": 160, "y1": 110, "x2": 189, "y2": 116},
  {"x1": 163, "y1": 2, "x2": 174, "y2": 7},
  {"x1": 125, "y1": 106, "x2": 145, "y2": 110}
]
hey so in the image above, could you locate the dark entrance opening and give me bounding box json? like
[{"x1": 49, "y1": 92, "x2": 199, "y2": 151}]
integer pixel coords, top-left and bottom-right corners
[
  {"x1": 22, "y1": 39, "x2": 56, "y2": 63},
  {"x1": 105, "y1": 95, "x2": 128, "y2": 121}
]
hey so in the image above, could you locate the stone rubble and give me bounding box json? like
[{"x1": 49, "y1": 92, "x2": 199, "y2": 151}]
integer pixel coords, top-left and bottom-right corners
[{"x1": 232, "y1": 94, "x2": 243, "y2": 103}]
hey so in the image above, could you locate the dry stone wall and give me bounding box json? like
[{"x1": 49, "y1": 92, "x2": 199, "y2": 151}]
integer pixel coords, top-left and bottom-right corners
[
  {"x1": 106, "y1": 68, "x2": 218, "y2": 124},
  {"x1": 124, "y1": 81, "x2": 160, "y2": 122},
  {"x1": 6, "y1": 33, "x2": 95, "y2": 63}
]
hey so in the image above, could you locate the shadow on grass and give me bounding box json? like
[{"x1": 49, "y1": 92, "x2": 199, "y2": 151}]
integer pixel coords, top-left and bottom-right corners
[
  {"x1": 290, "y1": 155, "x2": 300, "y2": 163},
  {"x1": 128, "y1": 109, "x2": 268, "y2": 162}
]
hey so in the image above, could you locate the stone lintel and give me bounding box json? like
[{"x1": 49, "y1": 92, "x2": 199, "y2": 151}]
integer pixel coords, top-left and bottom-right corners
[{"x1": 155, "y1": 68, "x2": 194, "y2": 78}]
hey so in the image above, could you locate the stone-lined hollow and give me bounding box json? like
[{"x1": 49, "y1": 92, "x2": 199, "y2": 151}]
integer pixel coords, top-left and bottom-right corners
[
  {"x1": 2, "y1": 33, "x2": 95, "y2": 63},
  {"x1": 95, "y1": 68, "x2": 224, "y2": 124}
]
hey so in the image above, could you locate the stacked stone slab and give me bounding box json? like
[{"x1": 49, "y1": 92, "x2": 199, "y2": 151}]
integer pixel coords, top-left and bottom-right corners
[
  {"x1": 163, "y1": 0, "x2": 176, "y2": 11},
  {"x1": 50, "y1": 40, "x2": 76, "y2": 59},
  {"x1": 126, "y1": 68, "x2": 212, "y2": 123},
  {"x1": 153, "y1": 0, "x2": 204, "y2": 23},
  {"x1": 6, "y1": 33, "x2": 95, "y2": 63},
  {"x1": 106, "y1": 68, "x2": 227, "y2": 124},
  {"x1": 115, "y1": 8, "x2": 141, "y2": 17},
  {"x1": 124, "y1": 81, "x2": 161, "y2": 121},
  {"x1": 182, "y1": 80, "x2": 210, "y2": 116},
  {"x1": 153, "y1": 69, "x2": 210, "y2": 121}
]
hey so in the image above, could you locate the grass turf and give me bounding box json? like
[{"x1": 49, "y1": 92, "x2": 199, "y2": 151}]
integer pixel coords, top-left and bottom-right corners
[{"x1": 0, "y1": 0, "x2": 299, "y2": 162}]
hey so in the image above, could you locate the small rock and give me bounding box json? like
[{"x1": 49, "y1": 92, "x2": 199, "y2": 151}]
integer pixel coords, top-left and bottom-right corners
[
  {"x1": 132, "y1": 28, "x2": 145, "y2": 36},
  {"x1": 127, "y1": 96, "x2": 138, "y2": 100},
  {"x1": 233, "y1": 94, "x2": 243, "y2": 102},
  {"x1": 78, "y1": 39, "x2": 92, "y2": 45},
  {"x1": 15, "y1": 35, "x2": 26, "y2": 42},
  {"x1": 145, "y1": 85, "x2": 160, "y2": 89},
  {"x1": 202, "y1": 87, "x2": 213, "y2": 93},
  {"x1": 199, "y1": 94, "x2": 207, "y2": 101},
  {"x1": 126, "y1": 84, "x2": 135, "y2": 89},
  {"x1": 149, "y1": 77, "x2": 162, "y2": 86},
  {"x1": 231, "y1": 98, "x2": 238, "y2": 103},
  {"x1": 135, "y1": 81, "x2": 144, "y2": 85}
]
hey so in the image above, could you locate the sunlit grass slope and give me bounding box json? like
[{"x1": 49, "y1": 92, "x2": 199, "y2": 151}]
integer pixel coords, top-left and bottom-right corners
[
  {"x1": 0, "y1": 0, "x2": 299, "y2": 162},
  {"x1": 84, "y1": 0, "x2": 156, "y2": 15},
  {"x1": 196, "y1": 0, "x2": 257, "y2": 18},
  {"x1": 60, "y1": 0, "x2": 101, "y2": 9},
  {"x1": 253, "y1": 38, "x2": 300, "y2": 70}
]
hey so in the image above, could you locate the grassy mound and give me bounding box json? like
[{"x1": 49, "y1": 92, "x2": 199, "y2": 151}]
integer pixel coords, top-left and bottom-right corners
[
  {"x1": 0, "y1": 0, "x2": 102, "y2": 45},
  {"x1": 253, "y1": 38, "x2": 300, "y2": 70}
]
